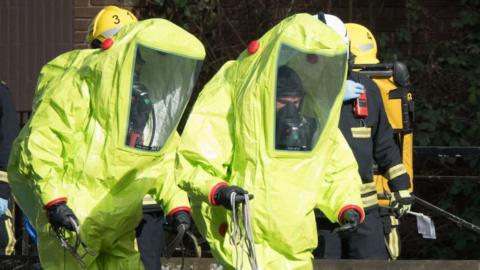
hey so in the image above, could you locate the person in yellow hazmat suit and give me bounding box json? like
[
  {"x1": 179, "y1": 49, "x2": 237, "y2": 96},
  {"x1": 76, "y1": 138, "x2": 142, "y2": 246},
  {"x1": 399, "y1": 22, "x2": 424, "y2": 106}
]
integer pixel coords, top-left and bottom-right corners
[
  {"x1": 86, "y1": 7, "x2": 192, "y2": 270},
  {"x1": 175, "y1": 13, "x2": 365, "y2": 270},
  {"x1": 8, "y1": 6, "x2": 204, "y2": 269}
]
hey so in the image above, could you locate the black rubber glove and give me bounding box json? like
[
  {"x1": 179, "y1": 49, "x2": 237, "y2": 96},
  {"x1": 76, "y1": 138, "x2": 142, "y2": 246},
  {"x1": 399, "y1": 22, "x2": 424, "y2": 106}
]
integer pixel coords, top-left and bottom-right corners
[
  {"x1": 172, "y1": 210, "x2": 192, "y2": 232},
  {"x1": 334, "y1": 209, "x2": 360, "y2": 238},
  {"x1": 214, "y1": 185, "x2": 250, "y2": 210},
  {"x1": 46, "y1": 202, "x2": 79, "y2": 231}
]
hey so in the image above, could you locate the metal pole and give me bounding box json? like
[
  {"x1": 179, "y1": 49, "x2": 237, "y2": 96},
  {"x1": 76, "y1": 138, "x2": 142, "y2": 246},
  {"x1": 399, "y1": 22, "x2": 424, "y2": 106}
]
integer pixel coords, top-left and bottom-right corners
[{"x1": 413, "y1": 195, "x2": 480, "y2": 235}]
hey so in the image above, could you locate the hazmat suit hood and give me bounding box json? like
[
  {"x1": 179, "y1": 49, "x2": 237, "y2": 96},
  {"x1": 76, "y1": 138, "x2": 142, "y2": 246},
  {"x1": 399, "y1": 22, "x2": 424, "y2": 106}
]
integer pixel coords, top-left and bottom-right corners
[
  {"x1": 9, "y1": 19, "x2": 204, "y2": 269},
  {"x1": 33, "y1": 49, "x2": 94, "y2": 111},
  {"x1": 232, "y1": 21, "x2": 348, "y2": 155},
  {"x1": 176, "y1": 14, "x2": 363, "y2": 270}
]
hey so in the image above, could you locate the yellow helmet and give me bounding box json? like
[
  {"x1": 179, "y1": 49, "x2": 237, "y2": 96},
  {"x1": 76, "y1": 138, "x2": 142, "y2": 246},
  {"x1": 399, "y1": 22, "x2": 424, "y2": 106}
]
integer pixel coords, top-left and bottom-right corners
[
  {"x1": 345, "y1": 23, "x2": 379, "y2": 64},
  {"x1": 86, "y1": 5, "x2": 137, "y2": 48}
]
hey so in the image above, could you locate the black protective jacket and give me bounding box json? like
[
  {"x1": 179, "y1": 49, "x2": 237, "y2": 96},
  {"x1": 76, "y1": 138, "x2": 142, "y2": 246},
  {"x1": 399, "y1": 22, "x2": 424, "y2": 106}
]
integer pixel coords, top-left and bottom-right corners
[
  {"x1": 339, "y1": 72, "x2": 410, "y2": 209},
  {"x1": 0, "y1": 82, "x2": 19, "y2": 200}
]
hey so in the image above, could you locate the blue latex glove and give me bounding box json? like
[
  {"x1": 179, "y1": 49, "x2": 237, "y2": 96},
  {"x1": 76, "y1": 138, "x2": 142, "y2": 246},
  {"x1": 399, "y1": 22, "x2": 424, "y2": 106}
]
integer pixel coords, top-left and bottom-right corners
[
  {"x1": 344, "y1": 80, "x2": 365, "y2": 101},
  {"x1": 0, "y1": 198, "x2": 8, "y2": 216}
]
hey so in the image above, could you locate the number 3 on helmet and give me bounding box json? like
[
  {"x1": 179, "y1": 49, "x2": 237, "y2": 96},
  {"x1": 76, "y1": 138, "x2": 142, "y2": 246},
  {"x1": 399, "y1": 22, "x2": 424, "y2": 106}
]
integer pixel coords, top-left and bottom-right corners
[{"x1": 86, "y1": 5, "x2": 138, "y2": 48}]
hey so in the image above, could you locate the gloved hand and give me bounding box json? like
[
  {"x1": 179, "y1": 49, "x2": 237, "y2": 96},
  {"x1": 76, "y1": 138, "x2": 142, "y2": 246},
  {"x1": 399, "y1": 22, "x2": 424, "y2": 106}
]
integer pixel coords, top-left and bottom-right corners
[
  {"x1": 334, "y1": 209, "x2": 361, "y2": 238},
  {"x1": 390, "y1": 190, "x2": 414, "y2": 218},
  {"x1": 46, "y1": 202, "x2": 79, "y2": 231},
  {"x1": 343, "y1": 80, "x2": 364, "y2": 101},
  {"x1": 214, "y1": 185, "x2": 251, "y2": 210},
  {"x1": 0, "y1": 198, "x2": 8, "y2": 216},
  {"x1": 172, "y1": 210, "x2": 192, "y2": 232}
]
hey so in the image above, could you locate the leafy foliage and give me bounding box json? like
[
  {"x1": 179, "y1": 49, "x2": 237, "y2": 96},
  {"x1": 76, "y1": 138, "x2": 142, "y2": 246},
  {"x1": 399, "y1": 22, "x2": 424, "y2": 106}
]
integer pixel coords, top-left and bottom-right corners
[
  {"x1": 377, "y1": 0, "x2": 480, "y2": 147},
  {"x1": 376, "y1": 0, "x2": 480, "y2": 259}
]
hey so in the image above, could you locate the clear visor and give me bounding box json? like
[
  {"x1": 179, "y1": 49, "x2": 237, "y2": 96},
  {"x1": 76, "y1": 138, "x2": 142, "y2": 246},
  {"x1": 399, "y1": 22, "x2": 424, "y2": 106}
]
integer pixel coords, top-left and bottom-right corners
[
  {"x1": 126, "y1": 45, "x2": 201, "y2": 151},
  {"x1": 275, "y1": 44, "x2": 346, "y2": 151}
]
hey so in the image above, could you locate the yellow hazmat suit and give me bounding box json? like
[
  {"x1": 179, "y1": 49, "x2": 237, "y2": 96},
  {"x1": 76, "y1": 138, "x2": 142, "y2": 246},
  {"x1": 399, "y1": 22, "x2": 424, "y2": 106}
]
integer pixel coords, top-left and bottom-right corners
[
  {"x1": 8, "y1": 19, "x2": 204, "y2": 269},
  {"x1": 176, "y1": 14, "x2": 364, "y2": 270}
]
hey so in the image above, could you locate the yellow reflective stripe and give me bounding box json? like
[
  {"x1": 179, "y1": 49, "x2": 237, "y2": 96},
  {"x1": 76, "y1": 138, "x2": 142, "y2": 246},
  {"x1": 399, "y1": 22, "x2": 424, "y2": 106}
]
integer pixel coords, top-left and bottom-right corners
[
  {"x1": 390, "y1": 217, "x2": 399, "y2": 226},
  {"x1": 361, "y1": 182, "x2": 379, "y2": 207},
  {"x1": 143, "y1": 201, "x2": 158, "y2": 205},
  {"x1": 5, "y1": 209, "x2": 15, "y2": 255},
  {"x1": 351, "y1": 127, "x2": 371, "y2": 138},
  {"x1": 392, "y1": 228, "x2": 399, "y2": 259},
  {"x1": 6, "y1": 219, "x2": 15, "y2": 255},
  {"x1": 360, "y1": 182, "x2": 376, "y2": 193},
  {"x1": 361, "y1": 193, "x2": 378, "y2": 208},
  {"x1": 386, "y1": 164, "x2": 407, "y2": 180},
  {"x1": 143, "y1": 195, "x2": 157, "y2": 205},
  {"x1": 143, "y1": 194, "x2": 159, "y2": 205},
  {"x1": 389, "y1": 216, "x2": 400, "y2": 259},
  {"x1": 0, "y1": 171, "x2": 8, "y2": 183}
]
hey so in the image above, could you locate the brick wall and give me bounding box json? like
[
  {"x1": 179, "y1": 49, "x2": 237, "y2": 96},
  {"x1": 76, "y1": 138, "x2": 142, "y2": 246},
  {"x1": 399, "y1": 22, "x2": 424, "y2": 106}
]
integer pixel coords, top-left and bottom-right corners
[{"x1": 0, "y1": 0, "x2": 74, "y2": 111}]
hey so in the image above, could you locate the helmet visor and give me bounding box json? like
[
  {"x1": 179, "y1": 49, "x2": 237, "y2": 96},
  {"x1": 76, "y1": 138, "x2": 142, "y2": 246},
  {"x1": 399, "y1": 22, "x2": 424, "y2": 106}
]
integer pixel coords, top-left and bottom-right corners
[
  {"x1": 126, "y1": 44, "x2": 202, "y2": 151},
  {"x1": 275, "y1": 44, "x2": 346, "y2": 151}
]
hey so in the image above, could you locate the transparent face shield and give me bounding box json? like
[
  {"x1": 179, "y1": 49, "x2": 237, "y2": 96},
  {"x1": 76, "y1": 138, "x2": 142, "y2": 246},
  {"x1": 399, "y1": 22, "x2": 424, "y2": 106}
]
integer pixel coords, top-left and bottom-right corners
[
  {"x1": 126, "y1": 44, "x2": 201, "y2": 151},
  {"x1": 275, "y1": 44, "x2": 346, "y2": 151}
]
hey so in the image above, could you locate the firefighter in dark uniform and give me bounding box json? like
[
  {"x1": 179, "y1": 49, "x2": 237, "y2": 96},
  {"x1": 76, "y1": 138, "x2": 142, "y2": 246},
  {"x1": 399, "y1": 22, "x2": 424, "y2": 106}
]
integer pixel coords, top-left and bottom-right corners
[
  {"x1": 315, "y1": 68, "x2": 413, "y2": 259},
  {"x1": 313, "y1": 13, "x2": 413, "y2": 259},
  {"x1": 0, "y1": 81, "x2": 20, "y2": 255}
]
